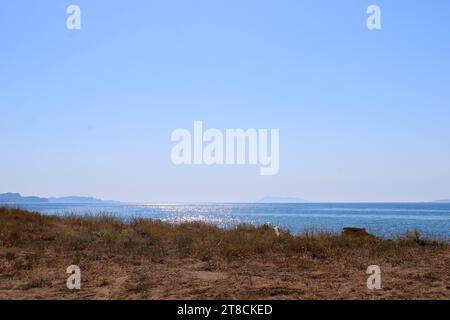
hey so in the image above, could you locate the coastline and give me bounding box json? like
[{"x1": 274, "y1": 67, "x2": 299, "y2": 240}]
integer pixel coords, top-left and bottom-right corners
[
  {"x1": 1, "y1": 202, "x2": 449, "y2": 240},
  {"x1": 1, "y1": 207, "x2": 449, "y2": 299}
]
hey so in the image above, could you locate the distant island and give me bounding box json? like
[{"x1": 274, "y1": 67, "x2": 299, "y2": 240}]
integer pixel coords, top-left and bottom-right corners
[
  {"x1": 0, "y1": 193, "x2": 47, "y2": 203},
  {"x1": 0, "y1": 193, "x2": 118, "y2": 204},
  {"x1": 434, "y1": 199, "x2": 450, "y2": 203},
  {"x1": 258, "y1": 196, "x2": 306, "y2": 203}
]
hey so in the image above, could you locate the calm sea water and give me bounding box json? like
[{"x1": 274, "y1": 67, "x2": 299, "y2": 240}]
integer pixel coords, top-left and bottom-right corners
[{"x1": 4, "y1": 203, "x2": 450, "y2": 239}]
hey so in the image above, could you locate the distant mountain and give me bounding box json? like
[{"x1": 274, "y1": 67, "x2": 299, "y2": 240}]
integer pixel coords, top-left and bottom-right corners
[
  {"x1": 0, "y1": 193, "x2": 48, "y2": 203},
  {"x1": 0, "y1": 193, "x2": 119, "y2": 204},
  {"x1": 47, "y1": 196, "x2": 118, "y2": 204},
  {"x1": 434, "y1": 199, "x2": 450, "y2": 203},
  {"x1": 258, "y1": 196, "x2": 306, "y2": 203}
]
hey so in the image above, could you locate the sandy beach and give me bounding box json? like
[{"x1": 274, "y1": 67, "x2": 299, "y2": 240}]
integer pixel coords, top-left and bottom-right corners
[{"x1": 0, "y1": 207, "x2": 449, "y2": 300}]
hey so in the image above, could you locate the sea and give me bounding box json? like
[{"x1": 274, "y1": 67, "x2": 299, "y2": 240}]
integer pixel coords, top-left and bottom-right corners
[{"x1": 2, "y1": 202, "x2": 450, "y2": 239}]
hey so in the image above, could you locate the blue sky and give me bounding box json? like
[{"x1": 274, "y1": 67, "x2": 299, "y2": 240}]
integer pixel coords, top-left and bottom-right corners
[{"x1": 1, "y1": 0, "x2": 450, "y2": 202}]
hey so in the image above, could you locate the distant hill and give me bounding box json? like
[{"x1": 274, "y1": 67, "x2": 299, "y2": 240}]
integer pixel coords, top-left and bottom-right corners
[
  {"x1": 0, "y1": 193, "x2": 48, "y2": 203},
  {"x1": 0, "y1": 193, "x2": 118, "y2": 204},
  {"x1": 258, "y1": 196, "x2": 306, "y2": 203},
  {"x1": 47, "y1": 196, "x2": 118, "y2": 204},
  {"x1": 434, "y1": 199, "x2": 450, "y2": 203}
]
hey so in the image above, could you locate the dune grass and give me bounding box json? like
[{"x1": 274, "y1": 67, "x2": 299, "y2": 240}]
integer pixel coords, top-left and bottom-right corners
[{"x1": 0, "y1": 206, "x2": 447, "y2": 263}]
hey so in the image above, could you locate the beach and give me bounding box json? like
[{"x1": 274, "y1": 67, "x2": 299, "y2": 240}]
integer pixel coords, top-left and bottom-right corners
[
  {"x1": 0, "y1": 207, "x2": 449, "y2": 299},
  {"x1": 5, "y1": 202, "x2": 450, "y2": 239}
]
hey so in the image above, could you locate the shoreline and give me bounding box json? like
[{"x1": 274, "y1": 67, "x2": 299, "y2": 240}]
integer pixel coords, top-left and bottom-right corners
[{"x1": 1, "y1": 202, "x2": 449, "y2": 240}]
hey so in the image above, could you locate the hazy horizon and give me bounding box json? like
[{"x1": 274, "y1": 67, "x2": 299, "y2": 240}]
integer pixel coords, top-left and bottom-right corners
[{"x1": 0, "y1": 191, "x2": 448, "y2": 204}]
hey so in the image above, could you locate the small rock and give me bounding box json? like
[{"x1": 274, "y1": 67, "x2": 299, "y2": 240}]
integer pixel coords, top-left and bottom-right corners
[{"x1": 342, "y1": 227, "x2": 377, "y2": 240}]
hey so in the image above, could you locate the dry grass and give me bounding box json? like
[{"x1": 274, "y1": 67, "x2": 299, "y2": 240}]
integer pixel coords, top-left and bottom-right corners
[{"x1": 0, "y1": 207, "x2": 449, "y2": 300}]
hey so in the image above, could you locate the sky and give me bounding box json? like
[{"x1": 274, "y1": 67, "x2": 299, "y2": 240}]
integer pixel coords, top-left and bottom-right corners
[{"x1": 1, "y1": 0, "x2": 450, "y2": 203}]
